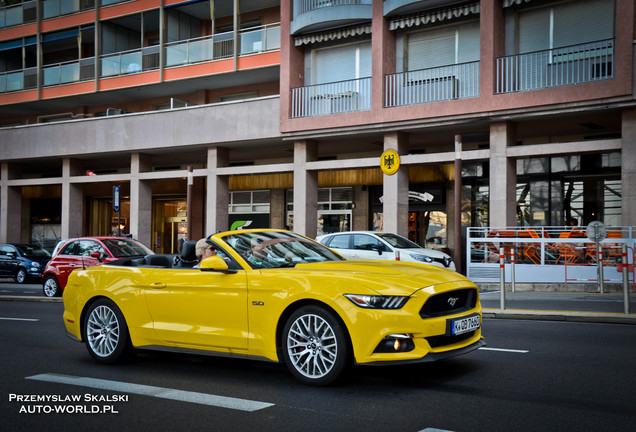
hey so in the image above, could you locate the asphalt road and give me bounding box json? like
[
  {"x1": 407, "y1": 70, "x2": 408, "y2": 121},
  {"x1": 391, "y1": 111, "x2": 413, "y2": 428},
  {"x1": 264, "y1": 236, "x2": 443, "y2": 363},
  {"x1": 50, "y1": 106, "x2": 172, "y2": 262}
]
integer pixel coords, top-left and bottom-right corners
[{"x1": 1, "y1": 300, "x2": 635, "y2": 432}]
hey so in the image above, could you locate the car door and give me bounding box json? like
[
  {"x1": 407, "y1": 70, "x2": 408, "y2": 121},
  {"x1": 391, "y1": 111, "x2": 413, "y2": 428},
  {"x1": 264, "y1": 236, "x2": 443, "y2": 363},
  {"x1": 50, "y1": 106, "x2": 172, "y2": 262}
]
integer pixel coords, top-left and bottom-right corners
[
  {"x1": 0, "y1": 245, "x2": 17, "y2": 277},
  {"x1": 144, "y1": 265, "x2": 249, "y2": 350},
  {"x1": 352, "y1": 234, "x2": 395, "y2": 261}
]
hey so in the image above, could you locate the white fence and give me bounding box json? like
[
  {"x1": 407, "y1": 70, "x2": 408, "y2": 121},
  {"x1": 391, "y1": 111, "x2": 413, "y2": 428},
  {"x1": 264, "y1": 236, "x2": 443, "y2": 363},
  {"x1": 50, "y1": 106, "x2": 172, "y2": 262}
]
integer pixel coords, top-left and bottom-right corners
[{"x1": 467, "y1": 226, "x2": 635, "y2": 288}]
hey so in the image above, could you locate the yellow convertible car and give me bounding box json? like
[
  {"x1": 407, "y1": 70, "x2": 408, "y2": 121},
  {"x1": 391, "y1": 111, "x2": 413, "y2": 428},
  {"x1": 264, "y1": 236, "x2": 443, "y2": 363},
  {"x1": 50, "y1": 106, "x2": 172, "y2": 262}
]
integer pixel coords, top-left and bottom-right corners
[{"x1": 63, "y1": 229, "x2": 484, "y2": 385}]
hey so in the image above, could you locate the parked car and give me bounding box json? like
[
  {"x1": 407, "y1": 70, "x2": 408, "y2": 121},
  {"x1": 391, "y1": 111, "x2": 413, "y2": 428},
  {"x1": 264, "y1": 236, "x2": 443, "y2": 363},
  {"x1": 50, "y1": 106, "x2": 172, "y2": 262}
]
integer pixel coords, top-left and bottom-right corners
[
  {"x1": 316, "y1": 231, "x2": 456, "y2": 271},
  {"x1": 42, "y1": 237, "x2": 153, "y2": 297},
  {"x1": 0, "y1": 244, "x2": 51, "y2": 283},
  {"x1": 62, "y1": 229, "x2": 484, "y2": 386}
]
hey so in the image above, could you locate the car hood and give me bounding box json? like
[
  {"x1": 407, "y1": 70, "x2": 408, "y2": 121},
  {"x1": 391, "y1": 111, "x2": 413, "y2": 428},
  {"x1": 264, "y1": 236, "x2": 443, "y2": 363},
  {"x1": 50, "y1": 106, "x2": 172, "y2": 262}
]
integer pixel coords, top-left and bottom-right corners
[{"x1": 294, "y1": 260, "x2": 471, "y2": 296}]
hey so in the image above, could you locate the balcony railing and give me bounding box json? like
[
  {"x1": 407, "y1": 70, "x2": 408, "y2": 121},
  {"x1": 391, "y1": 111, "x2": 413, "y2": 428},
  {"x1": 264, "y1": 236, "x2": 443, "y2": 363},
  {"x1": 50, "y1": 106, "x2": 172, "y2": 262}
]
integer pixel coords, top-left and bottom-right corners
[
  {"x1": 295, "y1": 0, "x2": 371, "y2": 16},
  {"x1": 0, "y1": 66, "x2": 36, "y2": 92},
  {"x1": 291, "y1": 77, "x2": 371, "y2": 118},
  {"x1": 166, "y1": 24, "x2": 280, "y2": 68},
  {"x1": 42, "y1": 0, "x2": 95, "y2": 19},
  {"x1": 100, "y1": 46, "x2": 159, "y2": 77},
  {"x1": 496, "y1": 39, "x2": 614, "y2": 94},
  {"x1": 0, "y1": 0, "x2": 36, "y2": 28},
  {"x1": 385, "y1": 61, "x2": 480, "y2": 107},
  {"x1": 42, "y1": 57, "x2": 95, "y2": 86}
]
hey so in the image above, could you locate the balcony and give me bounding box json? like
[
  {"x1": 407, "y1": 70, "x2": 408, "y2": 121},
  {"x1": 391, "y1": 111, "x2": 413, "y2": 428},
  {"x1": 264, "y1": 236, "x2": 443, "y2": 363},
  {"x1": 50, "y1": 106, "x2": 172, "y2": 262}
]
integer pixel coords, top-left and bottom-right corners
[
  {"x1": 0, "y1": 66, "x2": 36, "y2": 92},
  {"x1": 290, "y1": 77, "x2": 371, "y2": 118},
  {"x1": 165, "y1": 24, "x2": 280, "y2": 68},
  {"x1": 100, "y1": 46, "x2": 160, "y2": 77},
  {"x1": 385, "y1": 60, "x2": 479, "y2": 107},
  {"x1": 496, "y1": 39, "x2": 614, "y2": 94},
  {"x1": 42, "y1": 57, "x2": 95, "y2": 86},
  {"x1": 291, "y1": 0, "x2": 372, "y2": 35},
  {"x1": 0, "y1": 0, "x2": 36, "y2": 28},
  {"x1": 42, "y1": 0, "x2": 95, "y2": 20}
]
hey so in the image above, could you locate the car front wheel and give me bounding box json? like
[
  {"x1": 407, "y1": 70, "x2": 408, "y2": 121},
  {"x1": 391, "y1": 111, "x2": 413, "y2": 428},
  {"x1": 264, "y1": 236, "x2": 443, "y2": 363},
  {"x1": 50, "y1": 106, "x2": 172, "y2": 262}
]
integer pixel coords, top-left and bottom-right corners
[
  {"x1": 42, "y1": 276, "x2": 60, "y2": 297},
  {"x1": 83, "y1": 299, "x2": 132, "y2": 364},
  {"x1": 15, "y1": 268, "x2": 27, "y2": 284},
  {"x1": 282, "y1": 305, "x2": 350, "y2": 386}
]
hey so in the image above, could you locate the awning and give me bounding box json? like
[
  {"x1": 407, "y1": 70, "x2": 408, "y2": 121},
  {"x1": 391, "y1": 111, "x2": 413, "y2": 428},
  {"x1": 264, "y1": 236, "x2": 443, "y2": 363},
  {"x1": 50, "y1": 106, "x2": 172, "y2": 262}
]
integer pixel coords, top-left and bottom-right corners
[
  {"x1": 0, "y1": 36, "x2": 37, "y2": 52},
  {"x1": 294, "y1": 24, "x2": 372, "y2": 46},
  {"x1": 503, "y1": 0, "x2": 533, "y2": 7},
  {"x1": 389, "y1": 2, "x2": 480, "y2": 30},
  {"x1": 42, "y1": 28, "x2": 80, "y2": 43}
]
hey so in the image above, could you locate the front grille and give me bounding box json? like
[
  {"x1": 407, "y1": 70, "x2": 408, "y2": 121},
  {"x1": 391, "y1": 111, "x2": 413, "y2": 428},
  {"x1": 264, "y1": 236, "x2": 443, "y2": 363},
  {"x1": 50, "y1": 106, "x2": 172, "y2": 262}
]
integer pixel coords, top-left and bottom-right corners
[
  {"x1": 420, "y1": 288, "x2": 477, "y2": 318},
  {"x1": 426, "y1": 330, "x2": 475, "y2": 348}
]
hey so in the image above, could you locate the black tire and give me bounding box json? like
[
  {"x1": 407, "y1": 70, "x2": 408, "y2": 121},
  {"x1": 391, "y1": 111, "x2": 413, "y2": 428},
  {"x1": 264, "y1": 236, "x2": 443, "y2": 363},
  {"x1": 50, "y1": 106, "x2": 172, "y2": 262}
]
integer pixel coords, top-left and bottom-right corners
[
  {"x1": 282, "y1": 305, "x2": 350, "y2": 386},
  {"x1": 42, "y1": 275, "x2": 60, "y2": 297},
  {"x1": 15, "y1": 268, "x2": 27, "y2": 284},
  {"x1": 83, "y1": 298, "x2": 133, "y2": 364}
]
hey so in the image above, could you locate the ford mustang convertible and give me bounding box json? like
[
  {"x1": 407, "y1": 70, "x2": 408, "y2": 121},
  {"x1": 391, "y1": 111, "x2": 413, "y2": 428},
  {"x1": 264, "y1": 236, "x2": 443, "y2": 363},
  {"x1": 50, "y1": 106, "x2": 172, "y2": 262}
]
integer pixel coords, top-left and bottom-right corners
[{"x1": 63, "y1": 229, "x2": 485, "y2": 385}]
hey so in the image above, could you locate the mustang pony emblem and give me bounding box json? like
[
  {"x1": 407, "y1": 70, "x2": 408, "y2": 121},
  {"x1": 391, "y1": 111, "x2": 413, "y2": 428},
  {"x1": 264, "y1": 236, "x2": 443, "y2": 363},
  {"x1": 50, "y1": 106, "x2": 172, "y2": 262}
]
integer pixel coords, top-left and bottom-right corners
[{"x1": 447, "y1": 297, "x2": 459, "y2": 307}]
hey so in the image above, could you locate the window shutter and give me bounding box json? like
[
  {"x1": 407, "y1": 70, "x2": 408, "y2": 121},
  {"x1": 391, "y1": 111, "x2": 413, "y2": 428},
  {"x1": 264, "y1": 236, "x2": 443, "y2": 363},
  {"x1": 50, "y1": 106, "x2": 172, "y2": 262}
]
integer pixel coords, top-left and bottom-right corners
[
  {"x1": 457, "y1": 21, "x2": 480, "y2": 63},
  {"x1": 518, "y1": 7, "x2": 550, "y2": 53},
  {"x1": 315, "y1": 45, "x2": 357, "y2": 84},
  {"x1": 553, "y1": 0, "x2": 614, "y2": 48},
  {"x1": 407, "y1": 28, "x2": 455, "y2": 70}
]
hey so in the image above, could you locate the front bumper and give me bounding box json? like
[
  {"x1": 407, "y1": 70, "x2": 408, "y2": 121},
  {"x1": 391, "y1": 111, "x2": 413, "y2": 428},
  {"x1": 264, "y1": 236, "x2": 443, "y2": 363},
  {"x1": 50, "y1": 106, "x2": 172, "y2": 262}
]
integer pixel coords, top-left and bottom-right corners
[{"x1": 358, "y1": 338, "x2": 486, "y2": 366}]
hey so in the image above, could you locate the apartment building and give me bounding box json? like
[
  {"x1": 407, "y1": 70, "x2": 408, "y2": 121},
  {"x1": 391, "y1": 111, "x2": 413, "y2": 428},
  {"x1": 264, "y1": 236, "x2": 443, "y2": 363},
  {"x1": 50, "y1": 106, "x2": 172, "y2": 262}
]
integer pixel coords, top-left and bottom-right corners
[{"x1": 1, "y1": 0, "x2": 634, "y2": 273}]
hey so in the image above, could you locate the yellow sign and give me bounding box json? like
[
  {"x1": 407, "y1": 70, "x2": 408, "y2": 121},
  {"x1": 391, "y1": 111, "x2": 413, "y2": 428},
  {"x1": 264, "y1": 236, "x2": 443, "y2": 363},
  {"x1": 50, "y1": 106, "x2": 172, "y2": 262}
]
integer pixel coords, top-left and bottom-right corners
[{"x1": 380, "y1": 149, "x2": 400, "y2": 175}]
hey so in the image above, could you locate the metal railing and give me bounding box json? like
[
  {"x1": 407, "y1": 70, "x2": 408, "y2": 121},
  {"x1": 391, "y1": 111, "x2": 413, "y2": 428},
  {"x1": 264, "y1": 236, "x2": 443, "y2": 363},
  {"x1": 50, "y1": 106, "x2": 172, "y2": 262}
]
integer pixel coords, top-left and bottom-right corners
[
  {"x1": 496, "y1": 39, "x2": 614, "y2": 94},
  {"x1": 467, "y1": 226, "x2": 635, "y2": 285},
  {"x1": 0, "y1": 66, "x2": 37, "y2": 92},
  {"x1": 290, "y1": 76, "x2": 371, "y2": 118},
  {"x1": 385, "y1": 61, "x2": 479, "y2": 107},
  {"x1": 0, "y1": 0, "x2": 36, "y2": 28},
  {"x1": 295, "y1": 0, "x2": 371, "y2": 16}
]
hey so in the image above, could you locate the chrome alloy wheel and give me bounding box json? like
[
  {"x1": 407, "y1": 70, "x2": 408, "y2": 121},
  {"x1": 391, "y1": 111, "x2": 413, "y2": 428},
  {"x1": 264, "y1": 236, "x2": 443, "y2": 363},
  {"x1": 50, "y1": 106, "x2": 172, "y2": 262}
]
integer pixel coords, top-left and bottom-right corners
[
  {"x1": 42, "y1": 276, "x2": 59, "y2": 297},
  {"x1": 86, "y1": 305, "x2": 121, "y2": 358},
  {"x1": 286, "y1": 313, "x2": 338, "y2": 380}
]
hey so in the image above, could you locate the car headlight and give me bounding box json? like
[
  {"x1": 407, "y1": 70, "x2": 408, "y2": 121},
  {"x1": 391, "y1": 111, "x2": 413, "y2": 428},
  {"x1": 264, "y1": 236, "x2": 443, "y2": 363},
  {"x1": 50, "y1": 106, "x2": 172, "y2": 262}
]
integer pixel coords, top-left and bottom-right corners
[
  {"x1": 31, "y1": 262, "x2": 41, "y2": 268},
  {"x1": 409, "y1": 253, "x2": 434, "y2": 263},
  {"x1": 344, "y1": 294, "x2": 408, "y2": 309}
]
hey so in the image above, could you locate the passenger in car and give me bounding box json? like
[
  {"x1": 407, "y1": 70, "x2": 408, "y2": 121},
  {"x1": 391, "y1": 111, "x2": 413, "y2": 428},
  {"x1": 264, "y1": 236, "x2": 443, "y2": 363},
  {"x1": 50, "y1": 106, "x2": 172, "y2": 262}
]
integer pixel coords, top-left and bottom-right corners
[{"x1": 194, "y1": 238, "x2": 217, "y2": 268}]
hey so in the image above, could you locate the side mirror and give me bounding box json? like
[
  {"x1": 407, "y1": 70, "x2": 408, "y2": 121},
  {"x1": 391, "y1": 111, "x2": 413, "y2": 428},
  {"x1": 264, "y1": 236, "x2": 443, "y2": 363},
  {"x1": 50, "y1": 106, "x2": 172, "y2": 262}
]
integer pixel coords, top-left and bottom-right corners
[
  {"x1": 200, "y1": 256, "x2": 237, "y2": 274},
  {"x1": 373, "y1": 244, "x2": 384, "y2": 255},
  {"x1": 90, "y1": 251, "x2": 103, "y2": 262}
]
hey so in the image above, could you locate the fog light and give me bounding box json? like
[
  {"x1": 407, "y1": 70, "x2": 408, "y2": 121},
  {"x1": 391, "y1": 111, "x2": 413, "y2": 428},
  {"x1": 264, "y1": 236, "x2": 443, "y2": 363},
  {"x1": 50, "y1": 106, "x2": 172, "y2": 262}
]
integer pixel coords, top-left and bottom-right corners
[{"x1": 374, "y1": 334, "x2": 415, "y2": 353}]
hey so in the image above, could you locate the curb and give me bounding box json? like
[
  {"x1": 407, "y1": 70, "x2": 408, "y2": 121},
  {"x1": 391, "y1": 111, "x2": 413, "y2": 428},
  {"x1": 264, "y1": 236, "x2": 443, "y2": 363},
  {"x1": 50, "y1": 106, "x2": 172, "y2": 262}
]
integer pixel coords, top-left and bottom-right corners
[
  {"x1": 0, "y1": 296, "x2": 63, "y2": 303},
  {"x1": 483, "y1": 308, "x2": 636, "y2": 325}
]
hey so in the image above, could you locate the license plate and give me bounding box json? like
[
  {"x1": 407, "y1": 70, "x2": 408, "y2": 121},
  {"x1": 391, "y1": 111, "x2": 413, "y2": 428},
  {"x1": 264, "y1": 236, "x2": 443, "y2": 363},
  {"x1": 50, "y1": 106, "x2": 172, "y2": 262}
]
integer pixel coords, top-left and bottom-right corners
[{"x1": 450, "y1": 314, "x2": 481, "y2": 335}]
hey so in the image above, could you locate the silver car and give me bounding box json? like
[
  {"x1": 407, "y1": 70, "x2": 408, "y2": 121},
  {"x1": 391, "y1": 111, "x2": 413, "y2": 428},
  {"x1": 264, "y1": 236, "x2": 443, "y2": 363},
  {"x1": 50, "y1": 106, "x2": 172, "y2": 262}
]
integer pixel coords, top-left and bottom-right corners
[{"x1": 316, "y1": 231, "x2": 456, "y2": 271}]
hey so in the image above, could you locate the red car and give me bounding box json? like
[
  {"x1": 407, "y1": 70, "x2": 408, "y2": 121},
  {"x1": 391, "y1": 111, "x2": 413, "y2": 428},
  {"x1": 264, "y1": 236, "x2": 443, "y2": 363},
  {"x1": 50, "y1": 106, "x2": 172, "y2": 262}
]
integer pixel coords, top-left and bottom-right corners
[{"x1": 42, "y1": 237, "x2": 153, "y2": 297}]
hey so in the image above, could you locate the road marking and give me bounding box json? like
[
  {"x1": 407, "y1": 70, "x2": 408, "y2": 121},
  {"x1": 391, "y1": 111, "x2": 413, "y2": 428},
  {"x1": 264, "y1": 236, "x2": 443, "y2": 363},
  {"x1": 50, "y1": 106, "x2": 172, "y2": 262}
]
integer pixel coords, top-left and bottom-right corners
[
  {"x1": 0, "y1": 317, "x2": 39, "y2": 322},
  {"x1": 479, "y1": 347, "x2": 529, "y2": 354},
  {"x1": 419, "y1": 428, "x2": 455, "y2": 432},
  {"x1": 26, "y1": 373, "x2": 274, "y2": 412}
]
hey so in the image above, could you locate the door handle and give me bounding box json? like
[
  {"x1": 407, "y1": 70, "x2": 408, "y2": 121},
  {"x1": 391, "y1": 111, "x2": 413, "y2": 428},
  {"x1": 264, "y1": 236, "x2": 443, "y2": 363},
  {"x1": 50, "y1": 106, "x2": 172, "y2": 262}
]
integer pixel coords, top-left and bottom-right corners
[{"x1": 149, "y1": 282, "x2": 166, "y2": 289}]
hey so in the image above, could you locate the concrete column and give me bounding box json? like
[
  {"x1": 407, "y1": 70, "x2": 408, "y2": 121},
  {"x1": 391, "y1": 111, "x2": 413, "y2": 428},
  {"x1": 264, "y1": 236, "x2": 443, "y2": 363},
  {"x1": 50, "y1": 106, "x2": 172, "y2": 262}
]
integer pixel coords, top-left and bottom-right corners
[
  {"x1": 206, "y1": 147, "x2": 229, "y2": 234},
  {"x1": 352, "y1": 185, "x2": 369, "y2": 231},
  {"x1": 293, "y1": 140, "x2": 318, "y2": 237},
  {"x1": 129, "y1": 153, "x2": 152, "y2": 246},
  {"x1": 489, "y1": 122, "x2": 517, "y2": 227},
  {"x1": 382, "y1": 132, "x2": 409, "y2": 236},
  {"x1": 61, "y1": 159, "x2": 84, "y2": 239},
  {"x1": 270, "y1": 188, "x2": 286, "y2": 229},
  {"x1": 621, "y1": 109, "x2": 636, "y2": 226},
  {"x1": 0, "y1": 163, "x2": 22, "y2": 243}
]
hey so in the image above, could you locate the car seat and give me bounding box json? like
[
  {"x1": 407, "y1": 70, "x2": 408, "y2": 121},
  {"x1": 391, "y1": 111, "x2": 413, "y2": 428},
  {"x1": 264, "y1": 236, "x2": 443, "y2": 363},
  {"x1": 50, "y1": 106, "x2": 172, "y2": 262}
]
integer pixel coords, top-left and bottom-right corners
[{"x1": 174, "y1": 240, "x2": 198, "y2": 268}]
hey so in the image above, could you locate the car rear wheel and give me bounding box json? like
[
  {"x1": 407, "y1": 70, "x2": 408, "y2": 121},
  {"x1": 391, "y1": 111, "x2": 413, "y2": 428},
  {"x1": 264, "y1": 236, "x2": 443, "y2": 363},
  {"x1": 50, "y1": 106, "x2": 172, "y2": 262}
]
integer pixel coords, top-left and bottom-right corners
[
  {"x1": 282, "y1": 305, "x2": 350, "y2": 386},
  {"x1": 42, "y1": 276, "x2": 60, "y2": 297},
  {"x1": 15, "y1": 268, "x2": 27, "y2": 284},
  {"x1": 84, "y1": 298, "x2": 132, "y2": 364}
]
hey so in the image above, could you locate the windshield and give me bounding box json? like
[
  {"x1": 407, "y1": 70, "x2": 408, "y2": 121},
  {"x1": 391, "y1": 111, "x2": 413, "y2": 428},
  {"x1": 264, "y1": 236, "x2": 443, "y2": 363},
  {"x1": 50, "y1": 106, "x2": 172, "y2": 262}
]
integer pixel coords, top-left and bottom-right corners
[
  {"x1": 377, "y1": 233, "x2": 421, "y2": 249},
  {"x1": 221, "y1": 231, "x2": 343, "y2": 269},
  {"x1": 102, "y1": 239, "x2": 153, "y2": 257},
  {"x1": 15, "y1": 245, "x2": 51, "y2": 258}
]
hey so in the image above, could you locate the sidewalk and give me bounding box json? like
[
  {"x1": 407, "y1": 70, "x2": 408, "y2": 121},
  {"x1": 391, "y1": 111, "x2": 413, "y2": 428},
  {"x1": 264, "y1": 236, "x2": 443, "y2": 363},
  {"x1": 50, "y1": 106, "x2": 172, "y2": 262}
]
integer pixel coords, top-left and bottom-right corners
[{"x1": 478, "y1": 288, "x2": 636, "y2": 325}]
